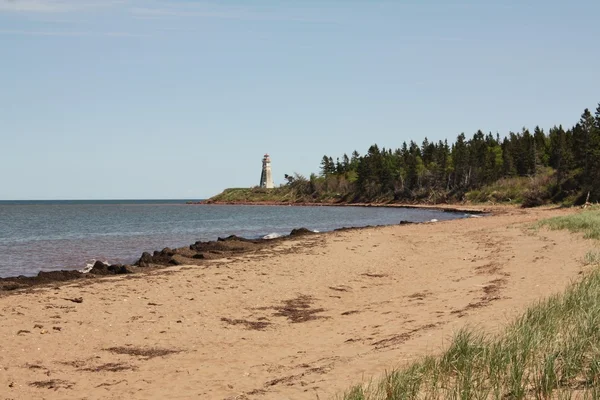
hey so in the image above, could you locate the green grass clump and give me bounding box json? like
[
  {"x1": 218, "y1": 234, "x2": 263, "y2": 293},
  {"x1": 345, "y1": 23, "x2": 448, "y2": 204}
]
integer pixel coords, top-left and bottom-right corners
[
  {"x1": 584, "y1": 250, "x2": 600, "y2": 266},
  {"x1": 341, "y1": 209, "x2": 600, "y2": 400},
  {"x1": 343, "y1": 269, "x2": 600, "y2": 399},
  {"x1": 536, "y1": 210, "x2": 600, "y2": 240}
]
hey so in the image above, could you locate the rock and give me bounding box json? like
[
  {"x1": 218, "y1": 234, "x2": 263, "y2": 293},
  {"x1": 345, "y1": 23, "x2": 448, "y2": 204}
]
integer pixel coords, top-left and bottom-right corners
[
  {"x1": 109, "y1": 264, "x2": 133, "y2": 274},
  {"x1": 89, "y1": 261, "x2": 110, "y2": 275},
  {"x1": 90, "y1": 262, "x2": 134, "y2": 275},
  {"x1": 36, "y1": 270, "x2": 83, "y2": 283},
  {"x1": 159, "y1": 247, "x2": 175, "y2": 256},
  {"x1": 169, "y1": 255, "x2": 188, "y2": 266},
  {"x1": 0, "y1": 269, "x2": 85, "y2": 292},
  {"x1": 190, "y1": 237, "x2": 260, "y2": 253},
  {"x1": 217, "y1": 235, "x2": 252, "y2": 242},
  {"x1": 147, "y1": 248, "x2": 176, "y2": 265},
  {"x1": 137, "y1": 252, "x2": 153, "y2": 268},
  {"x1": 0, "y1": 282, "x2": 25, "y2": 291},
  {"x1": 193, "y1": 252, "x2": 222, "y2": 260},
  {"x1": 289, "y1": 228, "x2": 315, "y2": 237}
]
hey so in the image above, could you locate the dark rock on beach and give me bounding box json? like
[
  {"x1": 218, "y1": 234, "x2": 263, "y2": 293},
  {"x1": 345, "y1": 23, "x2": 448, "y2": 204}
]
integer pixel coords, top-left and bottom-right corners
[
  {"x1": 2, "y1": 226, "x2": 325, "y2": 292},
  {"x1": 89, "y1": 261, "x2": 133, "y2": 275},
  {"x1": 36, "y1": 270, "x2": 84, "y2": 282},
  {"x1": 217, "y1": 235, "x2": 255, "y2": 242},
  {"x1": 169, "y1": 255, "x2": 189, "y2": 266},
  {"x1": 190, "y1": 236, "x2": 262, "y2": 254},
  {"x1": 138, "y1": 252, "x2": 153, "y2": 268},
  {"x1": 158, "y1": 247, "x2": 175, "y2": 257},
  {"x1": 0, "y1": 261, "x2": 139, "y2": 291},
  {"x1": 0, "y1": 270, "x2": 86, "y2": 291},
  {"x1": 289, "y1": 228, "x2": 316, "y2": 237}
]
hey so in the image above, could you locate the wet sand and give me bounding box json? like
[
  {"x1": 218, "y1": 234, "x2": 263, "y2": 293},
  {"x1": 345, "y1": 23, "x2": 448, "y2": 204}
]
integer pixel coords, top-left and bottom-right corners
[{"x1": 0, "y1": 205, "x2": 593, "y2": 399}]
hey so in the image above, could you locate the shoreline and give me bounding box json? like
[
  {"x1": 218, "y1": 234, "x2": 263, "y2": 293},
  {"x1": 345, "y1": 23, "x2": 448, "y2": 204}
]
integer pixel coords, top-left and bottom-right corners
[
  {"x1": 0, "y1": 204, "x2": 486, "y2": 291},
  {"x1": 194, "y1": 200, "x2": 492, "y2": 214},
  {"x1": 0, "y1": 205, "x2": 588, "y2": 399},
  {"x1": 0, "y1": 229, "x2": 315, "y2": 292}
]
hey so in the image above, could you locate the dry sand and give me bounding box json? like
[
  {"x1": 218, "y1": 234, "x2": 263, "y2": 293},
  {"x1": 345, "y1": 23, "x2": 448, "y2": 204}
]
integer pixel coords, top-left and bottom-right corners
[{"x1": 0, "y1": 206, "x2": 594, "y2": 400}]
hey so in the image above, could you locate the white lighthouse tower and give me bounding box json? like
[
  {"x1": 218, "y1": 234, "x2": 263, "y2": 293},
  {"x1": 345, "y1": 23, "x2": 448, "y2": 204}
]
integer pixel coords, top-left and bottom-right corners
[{"x1": 259, "y1": 154, "x2": 274, "y2": 189}]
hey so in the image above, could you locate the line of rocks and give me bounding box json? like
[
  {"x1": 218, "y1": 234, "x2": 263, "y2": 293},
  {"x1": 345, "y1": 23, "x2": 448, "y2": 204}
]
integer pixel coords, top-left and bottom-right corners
[{"x1": 0, "y1": 228, "x2": 317, "y2": 292}]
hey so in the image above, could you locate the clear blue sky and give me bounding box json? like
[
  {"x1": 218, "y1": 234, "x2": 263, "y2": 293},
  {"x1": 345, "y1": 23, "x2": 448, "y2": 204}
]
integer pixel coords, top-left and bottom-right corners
[{"x1": 1, "y1": 0, "x2": 599, "y2": 200}]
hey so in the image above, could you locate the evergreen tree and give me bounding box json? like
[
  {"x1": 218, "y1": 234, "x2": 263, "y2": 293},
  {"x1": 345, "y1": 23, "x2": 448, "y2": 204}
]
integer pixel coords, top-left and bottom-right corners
[
  {"x1": 452, "y1": 133, "x2": 469, "y2": 187},
  {"x1": 548, "y1": 125, "x2": 571, "y2": 188},
  {"x1": 533, "y1": 126, "x2": 549, "y2": 169},
  {"x1": 307, "y1": 101, "x2": 598, "y2": 203},
  {"x1": 320, "y1": 155, "x2": 336, "y2": 176},
  {"x1": 342, "y1": 153, "x2": 350, "y2": 172}
]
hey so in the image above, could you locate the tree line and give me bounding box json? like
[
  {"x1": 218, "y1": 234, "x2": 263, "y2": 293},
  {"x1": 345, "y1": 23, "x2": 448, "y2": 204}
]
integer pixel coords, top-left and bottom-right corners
[{"x1": 285, "y1": 102, "x2": 600, "y2": 205}]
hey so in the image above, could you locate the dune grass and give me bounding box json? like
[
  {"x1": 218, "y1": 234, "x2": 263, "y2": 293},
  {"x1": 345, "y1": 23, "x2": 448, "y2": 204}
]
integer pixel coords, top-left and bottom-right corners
[
  {"x1": 535, "y1": 210, "x2": 600, "y2": 240},
  {"x1": 584, "y1": 250, "x2": 600, "y2": 266},
  {"x1": 341, "y1": 210, "x2": 600, "y2": 400}
]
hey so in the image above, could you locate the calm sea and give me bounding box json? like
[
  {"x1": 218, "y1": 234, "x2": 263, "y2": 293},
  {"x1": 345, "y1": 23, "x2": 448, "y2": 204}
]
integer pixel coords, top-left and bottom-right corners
[{"x1": 0, "y1": 200, "x2": 470, "y2": 277}]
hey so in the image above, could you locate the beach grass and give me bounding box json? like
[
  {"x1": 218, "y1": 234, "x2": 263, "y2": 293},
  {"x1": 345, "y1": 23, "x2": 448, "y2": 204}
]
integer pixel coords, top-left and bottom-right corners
[
  {"x1": 535, "y1": 209, "x2": 600, "y2": 240},
  {"x1": 341, "y1": 210, "x2": 600, "y2": 400}
]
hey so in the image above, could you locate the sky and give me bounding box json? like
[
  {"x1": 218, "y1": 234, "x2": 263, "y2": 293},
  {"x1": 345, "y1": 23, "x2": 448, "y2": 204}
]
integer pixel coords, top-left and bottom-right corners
[{"x1": 1, "y1": 0, "x2": 599, "y2": 200}]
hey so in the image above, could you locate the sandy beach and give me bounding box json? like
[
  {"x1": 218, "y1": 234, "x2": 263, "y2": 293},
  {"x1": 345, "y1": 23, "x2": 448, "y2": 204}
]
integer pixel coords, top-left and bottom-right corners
[{"x1": 0, "y1": 205, "x2": 593, "y2": 400}]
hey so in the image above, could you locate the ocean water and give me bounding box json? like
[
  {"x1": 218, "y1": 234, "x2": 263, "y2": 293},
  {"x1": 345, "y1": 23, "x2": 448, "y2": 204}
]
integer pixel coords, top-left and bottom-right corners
[{"x1": 0, "y1": 200, "x2": 469, "y2": 277}]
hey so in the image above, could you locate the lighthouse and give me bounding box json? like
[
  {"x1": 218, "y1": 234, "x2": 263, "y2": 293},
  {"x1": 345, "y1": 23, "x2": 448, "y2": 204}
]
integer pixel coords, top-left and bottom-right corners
[{"x1": 259, "y1": 154, "x2": 274, "y2": 189}]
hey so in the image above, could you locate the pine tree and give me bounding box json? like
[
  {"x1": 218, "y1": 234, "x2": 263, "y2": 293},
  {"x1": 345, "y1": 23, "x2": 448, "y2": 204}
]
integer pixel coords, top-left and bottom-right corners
[
  {"x1": 309, "y1": 100, "x2": 598, "y2": 203},
  {"x1": 452, "y1": 133, "x2": 469, "y2": 187},
  {"x1": 501, "y1": 137, "x2": 516, "y2": 177},
  {"x1": 548, "y1": 125, "x2": 571, "y2": 188},
  {"x1": 342, "y1": 153, "x2": 350, "y2": 172},
  {"x1": 588, "y1": 105, "x2": 600, "y2": 200},
  {"x1": 320, "y1": 155, "x2": 335, "y2": 176},
  {"x1": 533, "y1": 126, "x2": 549, "y2": 169}
]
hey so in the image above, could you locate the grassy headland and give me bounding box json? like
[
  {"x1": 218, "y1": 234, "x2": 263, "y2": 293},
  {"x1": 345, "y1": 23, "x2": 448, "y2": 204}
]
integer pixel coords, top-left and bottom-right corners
[
  {"x1": 208, "y1": 102, "x2": 600, "y2": 207},
  {"x1": 203, "y1": 187, "x2": 323, "y2": 204},
  {"x1": 206, "y1": 169, "x2": 561, "y2": 206},
  {"x1": 341, "y1": 209, "x2": 600, "y2": 400}
]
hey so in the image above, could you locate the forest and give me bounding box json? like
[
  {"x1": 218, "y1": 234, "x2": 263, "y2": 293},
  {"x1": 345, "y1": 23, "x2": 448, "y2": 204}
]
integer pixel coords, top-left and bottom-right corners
[{"x1": 283, "y1": 102, "x2": 600, "y2": 206}]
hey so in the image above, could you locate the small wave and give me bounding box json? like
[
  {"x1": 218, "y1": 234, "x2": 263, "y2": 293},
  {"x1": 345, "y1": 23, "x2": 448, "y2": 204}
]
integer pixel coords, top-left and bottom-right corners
[
  {"x1": 467, "y1": 214, "x2": 482, "y2": 218},
  {"x1": 430, "y1": 219, "x2": 438, "y2": 223},
  {"x1": 312, "y1": 230, "x2": 320, "y2": 233},
  {"x1": 262, "y1": 233, "x2": 283, "y2": 240},
  {"x1": 79, "y1": 260, "x2": 107, "y2": 273}
]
